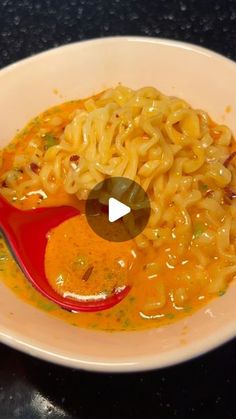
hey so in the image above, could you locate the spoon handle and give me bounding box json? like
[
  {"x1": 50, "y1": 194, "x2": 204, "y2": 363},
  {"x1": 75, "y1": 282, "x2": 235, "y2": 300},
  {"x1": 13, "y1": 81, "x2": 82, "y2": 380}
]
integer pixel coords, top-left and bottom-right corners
[
  {"x1": 0, "y1": 195, "x2": 17, "y2": 227},
  {"x1": 0, "y1": 194, "x2": 11, "y2": 209}
]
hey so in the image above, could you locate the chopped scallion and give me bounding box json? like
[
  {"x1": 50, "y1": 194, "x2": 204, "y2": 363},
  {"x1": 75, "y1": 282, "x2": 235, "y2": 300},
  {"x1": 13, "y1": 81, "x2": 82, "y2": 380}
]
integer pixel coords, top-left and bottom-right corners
[{"x1": 43, "y1": 133, "x2": 58, "y2": 150}]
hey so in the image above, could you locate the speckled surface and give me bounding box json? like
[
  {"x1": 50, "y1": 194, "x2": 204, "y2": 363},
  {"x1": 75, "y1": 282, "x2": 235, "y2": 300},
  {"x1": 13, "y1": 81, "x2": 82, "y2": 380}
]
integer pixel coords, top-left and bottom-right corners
[
  {"x1": 0, "y1": 0, "x2": 236, "y2": 418},
  {"x1": 0, "y1": 0, "x2": 236, "y2": 69}
]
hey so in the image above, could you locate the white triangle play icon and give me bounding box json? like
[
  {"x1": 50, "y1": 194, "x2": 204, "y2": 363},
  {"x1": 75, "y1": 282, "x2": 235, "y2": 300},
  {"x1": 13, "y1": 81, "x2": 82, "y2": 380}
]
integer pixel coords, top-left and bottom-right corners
[{"x1": 108, "y1": 197, "x2": 131, "y2": 223}]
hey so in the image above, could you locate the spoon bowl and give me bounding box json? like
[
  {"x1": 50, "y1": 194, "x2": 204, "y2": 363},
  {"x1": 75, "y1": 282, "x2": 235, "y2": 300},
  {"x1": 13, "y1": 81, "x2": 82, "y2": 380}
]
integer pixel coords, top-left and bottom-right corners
[{"x1": 0, "y1": 194, "x2": 130, "y2": 312}]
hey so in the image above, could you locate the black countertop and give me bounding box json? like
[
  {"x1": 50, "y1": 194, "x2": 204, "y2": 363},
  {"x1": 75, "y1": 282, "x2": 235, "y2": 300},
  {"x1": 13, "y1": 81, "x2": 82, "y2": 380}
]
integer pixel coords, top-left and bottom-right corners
[{"x1": 0, "y1": 1, "x2": 236, "y2": 418}]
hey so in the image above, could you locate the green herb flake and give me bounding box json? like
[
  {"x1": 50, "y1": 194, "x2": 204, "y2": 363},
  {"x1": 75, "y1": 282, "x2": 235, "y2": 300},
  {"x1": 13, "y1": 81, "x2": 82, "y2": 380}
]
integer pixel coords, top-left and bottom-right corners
[
  {"x1": 32, "y1": 117, "x2": 41, "y2": 126},
  {"x1": 122, "y1": 319, "x2": 131, "y2": 328},
  {"x1": 193, "y1": 224, "x2": 205, "y2": 239},
  {"x1": 128, "y1": 296, "x2": 136, "y2": 303},
  {"x1": 0, "y1": 251, "x2": 7, "y2": 271},
  {"x1": 43, "y1": 133, "x2": 58, "y2": 150},
  {"x1": 0, "y1": 252, "x2": 7, "y2": 261},
  {"x1": 199, "y1": 183, "x2": 209, "y2": 192},
  {"x1": 7, "y1": 143, "x2": 16, "y2": 150},
  {"x1": 117, "y1": 309, "x2": 125, "y2": 318},
  {"x1": 36, "y1": 300, "x2": 56, "y2": 312},
  {"x1": 165, "y1": 313, "x2": 175, "y2": 319},
  {"x1": 218, "y1": 290, "x2": 226, "y2": 297},
  {"x1": 183, "y1": 306, "x2": 192, "y2": 313},
  {"x1": 105, "y1": 272, "x2": 114, "y2": 280},
  {"x1": 102, "y1": 289, "x2": 110, "y2": 296}
]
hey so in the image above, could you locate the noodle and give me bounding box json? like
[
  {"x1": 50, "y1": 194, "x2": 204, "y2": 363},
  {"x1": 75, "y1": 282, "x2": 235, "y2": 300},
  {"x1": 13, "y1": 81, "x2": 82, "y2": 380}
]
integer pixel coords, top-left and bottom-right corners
[{"x1": 1, "y1": 84, "x2": 236, "y2": 326}]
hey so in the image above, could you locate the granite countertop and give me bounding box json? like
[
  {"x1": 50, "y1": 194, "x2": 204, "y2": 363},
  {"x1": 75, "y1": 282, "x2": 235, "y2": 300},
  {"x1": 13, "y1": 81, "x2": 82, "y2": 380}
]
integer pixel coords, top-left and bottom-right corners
[{"x1": 0, "y1": 1, "x2": 236, "y2": 418}]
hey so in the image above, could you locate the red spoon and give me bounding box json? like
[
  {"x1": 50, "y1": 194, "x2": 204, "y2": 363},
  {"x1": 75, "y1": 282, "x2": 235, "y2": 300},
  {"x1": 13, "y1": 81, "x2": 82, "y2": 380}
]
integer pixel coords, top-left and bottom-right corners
[{"x1": 0, "y1": 195, "x2": 130, "y2": 312}]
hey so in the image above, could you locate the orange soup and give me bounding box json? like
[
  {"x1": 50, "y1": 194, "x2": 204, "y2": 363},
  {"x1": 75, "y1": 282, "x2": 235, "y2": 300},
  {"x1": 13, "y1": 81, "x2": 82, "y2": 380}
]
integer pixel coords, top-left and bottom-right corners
[{"x1": 1, "y1": 85, "x2": 236, "y2": 331}]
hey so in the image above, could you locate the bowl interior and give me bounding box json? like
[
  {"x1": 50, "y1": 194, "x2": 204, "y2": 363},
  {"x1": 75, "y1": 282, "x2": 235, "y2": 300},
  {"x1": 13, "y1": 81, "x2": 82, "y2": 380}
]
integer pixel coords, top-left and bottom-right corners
[{"x1": 0, "y1": 37, "x2": 236, "y2": 372}]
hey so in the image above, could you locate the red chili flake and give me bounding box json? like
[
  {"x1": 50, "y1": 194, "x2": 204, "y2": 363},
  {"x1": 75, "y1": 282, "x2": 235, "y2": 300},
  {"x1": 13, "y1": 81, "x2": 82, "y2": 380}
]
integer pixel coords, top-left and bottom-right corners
[
  {"x1": 224, "y1": 187, "x2": 236, "y2": 200},
  {"x1": 223, "y1": 151, "x2": 236, "y2": 167},
  {"x1": 205, "y1": 189, "x2": 214, "y2": 198},
  {"x1": 70, "y1": 155, "x2": 80, "y2": 162},
  {"x1": 30, "y1": 162, "x2": 40, "y2": 173},
  {"x1": 1, "y1": 180, "x2": 7, "y2": 188},
  {"x1": 101, "y1": 205, "x2": 108, "y2": 214},
  {"x1": 81, "y1": 266, "x2": 94, "y2": 282}
]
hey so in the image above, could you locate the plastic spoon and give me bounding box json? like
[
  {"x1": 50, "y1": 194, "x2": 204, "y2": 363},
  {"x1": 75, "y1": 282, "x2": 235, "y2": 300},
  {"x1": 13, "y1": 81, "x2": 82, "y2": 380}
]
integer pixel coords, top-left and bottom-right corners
[{"x1": 0, "y1": 195, "x2": 130, "y2": 311}]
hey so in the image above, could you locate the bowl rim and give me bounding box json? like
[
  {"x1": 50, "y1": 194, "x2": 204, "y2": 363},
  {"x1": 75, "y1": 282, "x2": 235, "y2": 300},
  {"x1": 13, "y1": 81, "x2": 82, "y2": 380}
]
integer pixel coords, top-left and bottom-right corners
[
  {"x1": 0, "y1": 35, "x2": 236, "y2": 373},
  {"x1": 0, "y1": 320, "x2": 235, "y2": 373},
  {"x1": 0, "y1": 35, "x2": 235, "y2": 78}
]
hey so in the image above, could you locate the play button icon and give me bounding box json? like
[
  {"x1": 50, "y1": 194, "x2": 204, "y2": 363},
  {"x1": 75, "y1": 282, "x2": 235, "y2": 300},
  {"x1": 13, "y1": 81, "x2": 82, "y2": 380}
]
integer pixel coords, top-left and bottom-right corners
[
  {"x1": 85, "y1": 177, "x2": 151, "y2": 242},
  {"x1": 108, "y1": 198, "x2": 131, "y2": 223}
]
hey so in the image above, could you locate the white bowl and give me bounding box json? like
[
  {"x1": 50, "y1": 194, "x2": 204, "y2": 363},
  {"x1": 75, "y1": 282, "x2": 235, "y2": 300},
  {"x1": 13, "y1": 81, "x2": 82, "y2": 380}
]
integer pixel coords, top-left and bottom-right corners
[{"x1": 0, "y1": 37, "x2": 236, "y2": 372}]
